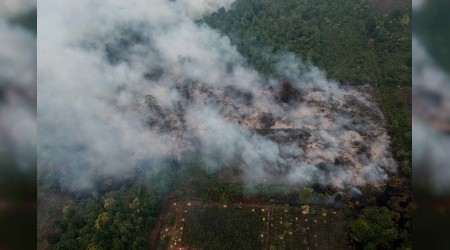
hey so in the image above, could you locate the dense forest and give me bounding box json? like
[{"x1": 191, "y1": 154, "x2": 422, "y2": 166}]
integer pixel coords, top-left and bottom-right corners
[
  {"x1": 205, "y1": 0, "x2": 410, "y2": 83},
  {"x1": 48, "y1": 183, "x2": 161, "y2": 250},
  {"x1": 40, "y1": 154, "x2": 184, "y2": 249}
]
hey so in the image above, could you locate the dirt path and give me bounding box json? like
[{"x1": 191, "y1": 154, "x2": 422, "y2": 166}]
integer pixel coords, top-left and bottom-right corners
[{"x1": 149, "y1": 193, "x2": 174, "y2": 250}]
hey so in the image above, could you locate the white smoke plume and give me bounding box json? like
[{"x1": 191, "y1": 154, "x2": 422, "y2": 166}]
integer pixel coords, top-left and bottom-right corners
[{"x1": 38, "y1": 0, "x2": 396, "y2": 192}]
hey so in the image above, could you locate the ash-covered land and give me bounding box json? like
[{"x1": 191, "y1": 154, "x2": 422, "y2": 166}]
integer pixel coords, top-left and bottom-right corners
[{"x1": 138, "y1": 76, "x2": 394, "y2": 189}]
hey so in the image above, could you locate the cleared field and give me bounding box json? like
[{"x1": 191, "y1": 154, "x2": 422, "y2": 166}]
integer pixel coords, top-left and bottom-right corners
[{"x1": 155, "y1": 201, "x2": 350, "y2": 250}]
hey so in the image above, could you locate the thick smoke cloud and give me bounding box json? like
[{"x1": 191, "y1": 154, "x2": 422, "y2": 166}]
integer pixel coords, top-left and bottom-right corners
[
  {"x1": 0, "y1": 0, "x2": 36, "y2": 172},
  {"x1": 0, "y1": 0, "x2": 35, "y2": 18},
  {"x1": 38, "y1": 0, "x2": 396, "y2": 192},
  {"x1": 0, "y1": 2, "x2": 36, "y2": 249},
  {"x1": 412, "y1": 37, "x2": 450, "y2": 193},
  {"x1": 175, "y1": 0, "x2": 236, "y2": 19}
]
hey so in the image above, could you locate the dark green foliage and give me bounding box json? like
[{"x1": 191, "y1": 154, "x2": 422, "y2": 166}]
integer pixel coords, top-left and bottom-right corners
[
  {"x1": 299, "y1": 187, "x2": 314, "y2": 203},
  {"x1": 51, "y1": 183, "x2": 161, "y2": 250},
  {"x1": 164, "y1": 212, "x2": 176, "y2": 225},
  {"x1": 372, "y1": 11, "x2": 411, "y2": 86},
  {"x1": 132, "y1": 237, "x2": 147, "y2": 250},
  {"x1": 219, "y1": 0, "x2": 408, "y2": 84},
  {"x1": 184, "y1": 207, "x2": 264, "y2": 249},
  {"x1": 350, "y1": 207, "x2": 409, "y2": 249}
]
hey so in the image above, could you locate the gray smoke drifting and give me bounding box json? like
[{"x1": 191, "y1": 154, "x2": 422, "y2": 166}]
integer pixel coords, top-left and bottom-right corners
[
  {"x1": 0, "y1": 0, "x2": 36, "y2": 173},
  {"x1": 0, "y1": 0, "x2": 35, "y2": 19},
  {"x1": 0, "y1": 2, "x2": 36, "y2": 249},
  {"x1": 38, "y1": 0, "x2": 396, "y2": 192},
  {"x1": 412, "y1": 37, "x2": 450, "y2": 193}
]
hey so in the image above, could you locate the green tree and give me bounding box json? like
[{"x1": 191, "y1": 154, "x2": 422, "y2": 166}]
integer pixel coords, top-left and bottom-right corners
[
  {"x1": 299, "y1": 187, "x2": 313, "y2": 203},
  {"x1": 350, "y1": 207, "x2": 400, "y2": 249}
]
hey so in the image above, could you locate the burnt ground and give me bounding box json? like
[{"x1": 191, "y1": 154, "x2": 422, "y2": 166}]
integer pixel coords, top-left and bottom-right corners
[{"x1": 141, "y1": 81, "x2": 396, "y2": 189}]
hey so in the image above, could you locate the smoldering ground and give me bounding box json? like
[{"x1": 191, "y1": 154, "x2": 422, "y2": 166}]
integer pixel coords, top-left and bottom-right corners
[{"x1": 38, "y1": 0, "x2": 396, "y2": 194}]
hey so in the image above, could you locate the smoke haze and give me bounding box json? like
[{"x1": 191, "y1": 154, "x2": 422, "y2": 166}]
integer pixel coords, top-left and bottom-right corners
[
  {"x1": 412, "y1": 37, "x2": 450, "y2": 193},
  {"x1": 0, "y1": 0, "x2": 36, "y2": 172},
  {"x1": 38, "y1": 0, "x2": 396, "y2": 192}
]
